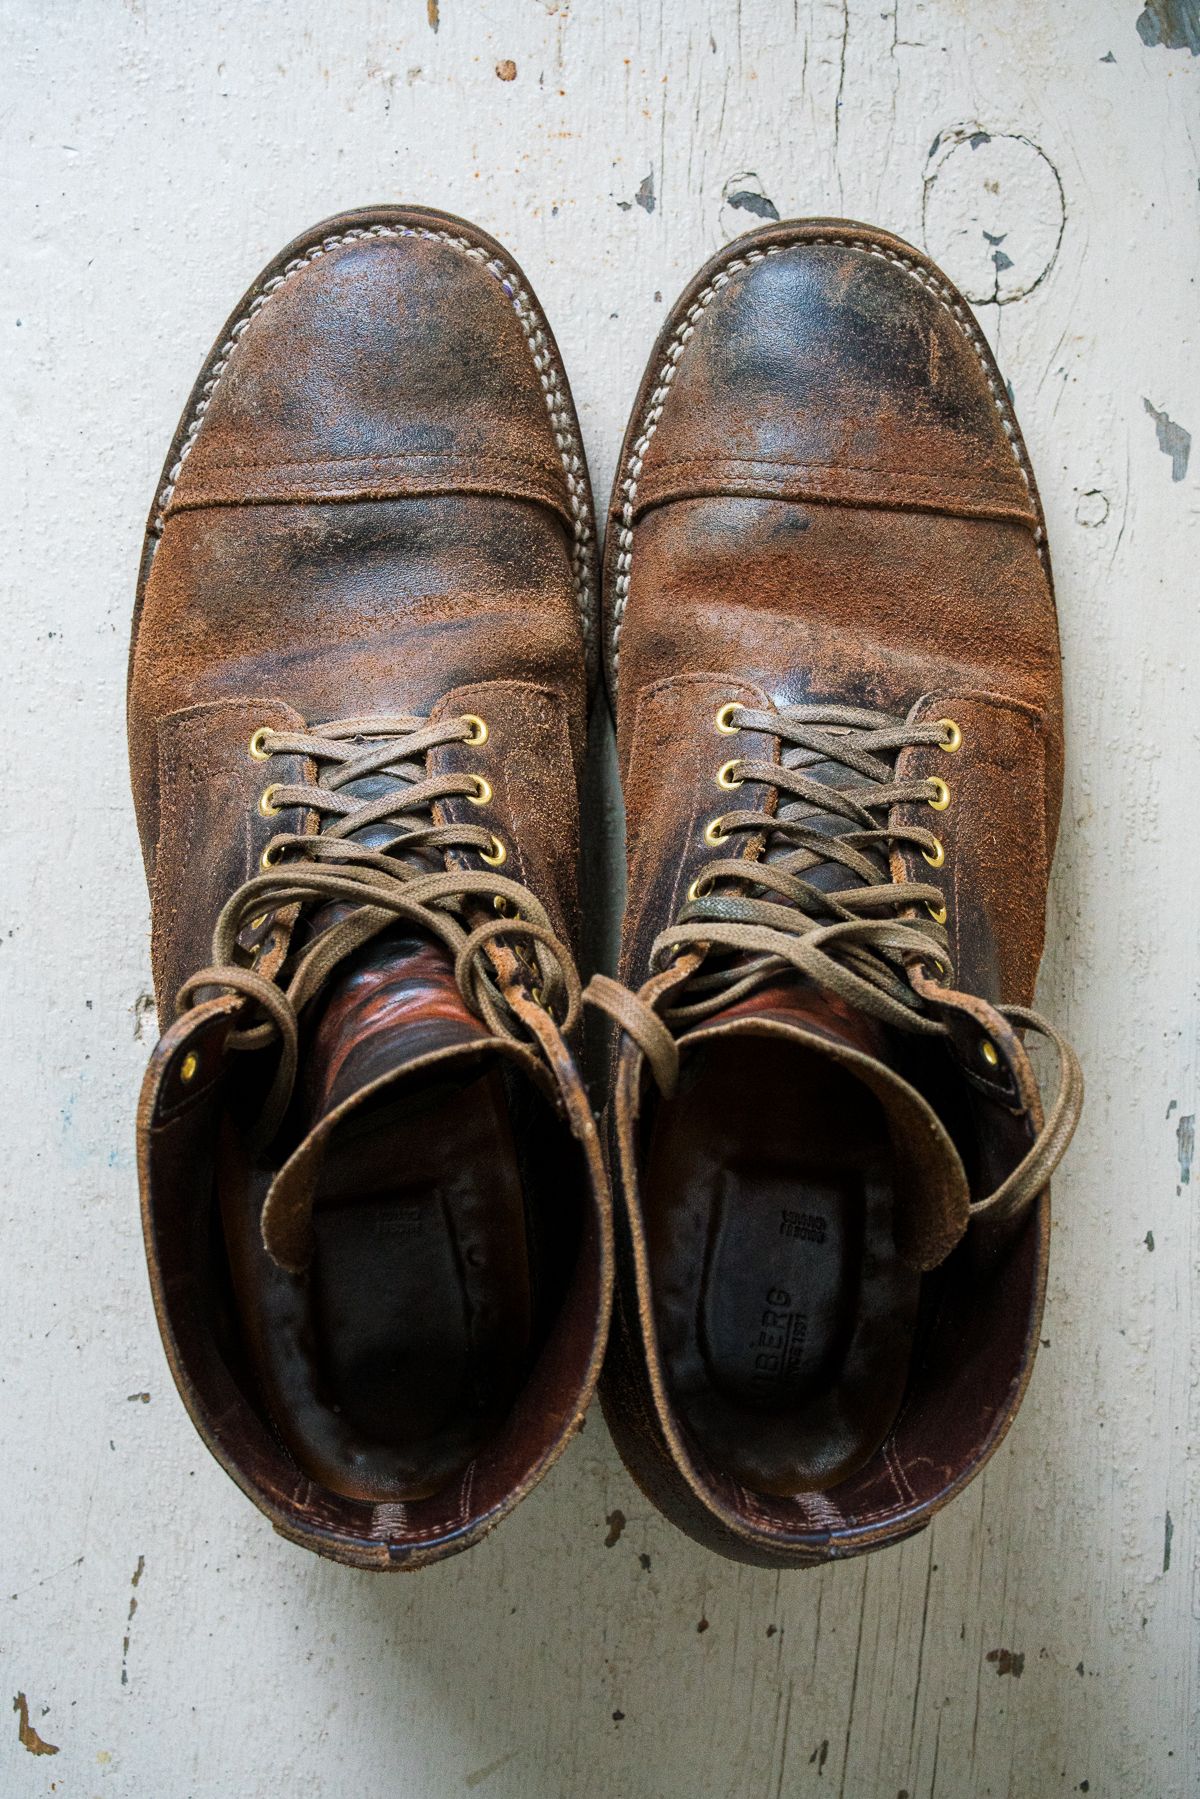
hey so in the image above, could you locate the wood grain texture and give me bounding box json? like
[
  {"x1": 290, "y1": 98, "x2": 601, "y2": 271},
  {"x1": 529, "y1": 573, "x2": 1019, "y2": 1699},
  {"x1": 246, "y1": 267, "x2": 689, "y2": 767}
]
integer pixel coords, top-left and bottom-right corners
[{"x1": 0, "y1": 2, "x2": 1195, "y2": 1794}]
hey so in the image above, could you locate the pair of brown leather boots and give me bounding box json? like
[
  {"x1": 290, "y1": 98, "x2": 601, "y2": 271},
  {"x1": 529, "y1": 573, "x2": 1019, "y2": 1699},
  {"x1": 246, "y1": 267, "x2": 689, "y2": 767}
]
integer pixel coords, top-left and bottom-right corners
[{"x1": 129, "y1": 205, "x2": 1082, "y2": 1571}]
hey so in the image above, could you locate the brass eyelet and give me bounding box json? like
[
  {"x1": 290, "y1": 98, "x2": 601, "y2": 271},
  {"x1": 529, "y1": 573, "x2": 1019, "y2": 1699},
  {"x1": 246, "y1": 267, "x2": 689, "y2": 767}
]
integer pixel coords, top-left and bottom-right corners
[
  {"x1": 179, "y1": 1051, "x2": 199, "y2": 1085},
  {"x1": 938, "y1": 718, "x2": 962, "y2": 753},
  {"x1": 467, "y1": 776, "x2": 492, "y2": 806},
  {"x1": 260, "y1": 842, "x2": 281, "y2": 870},
  {"x1": 716, "y1": 759, "x2": 744, "y2": 789},
  {"x1": 980, "y1": 1038, "x2": 1000, "y2": 1068},
  {"x1": 925, "y1": 900, "x2": 948, "y2": 925},
  {"x1": 703, "y1": 817, "x2": 728, "y2": 847},
  {"x1": 493, "y1": 895, "x2": 508, "y2": 914},
  {"x1": 927, "y1": 777, "x2": 951, "y2": 811},
  {"x1": 687, "y1": 875, "x2": 712, "y2": 902},
  {"x1": 922, "y1": 836, "x2": 945, "y2": 869},
  {"x1": 462, "y1": 715, "x2": 489, "y2": 746},
  {"x1": 715, "y1": 702, "x2": 740, "y2": 735},
  {"x1": 480, "y1": 835, "x2": 507, "y2": 868},
  {"x1": 249, "y1": 913, "x2": 268, "y2": 932},
  {"x1": 258, "y1": 785, "x2": 282, "y2": 817},
  {"x1": 248, "y1": 727, "x2": 272, "y2": 761}
]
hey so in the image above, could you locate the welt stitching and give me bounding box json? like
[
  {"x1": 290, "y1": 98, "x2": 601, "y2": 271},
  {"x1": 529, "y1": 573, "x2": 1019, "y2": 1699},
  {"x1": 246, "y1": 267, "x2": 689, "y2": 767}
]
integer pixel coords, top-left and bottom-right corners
[
  {"x1": 151, "y1": 224, "x2": 595, "y2": 654},
  {"x1": 611, "y1": 235, "x2": 1048, "y2": 683}
]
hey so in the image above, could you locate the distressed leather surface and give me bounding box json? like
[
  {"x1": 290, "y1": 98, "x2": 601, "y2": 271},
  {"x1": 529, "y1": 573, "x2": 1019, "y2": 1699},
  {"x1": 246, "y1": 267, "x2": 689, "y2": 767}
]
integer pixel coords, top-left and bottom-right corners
[{"x1": 601, "y1": 218, "x2": 1063, "y2": 1566}]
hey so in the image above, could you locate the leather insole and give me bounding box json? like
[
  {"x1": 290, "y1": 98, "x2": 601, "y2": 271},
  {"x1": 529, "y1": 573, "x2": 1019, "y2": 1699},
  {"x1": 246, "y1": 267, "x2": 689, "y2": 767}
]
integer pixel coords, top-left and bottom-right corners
[
  {"x1": 644, "y1": 1035, "x2": 920, "y2": 1494},
  {"x1": 301, "y1": 1064, "x2": 533, "y2": 1498}
]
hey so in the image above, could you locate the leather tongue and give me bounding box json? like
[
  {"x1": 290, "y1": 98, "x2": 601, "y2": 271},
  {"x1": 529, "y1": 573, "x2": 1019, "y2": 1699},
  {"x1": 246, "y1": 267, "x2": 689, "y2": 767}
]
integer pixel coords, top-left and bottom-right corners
[
  {"x1": 260, "y1": 927, "x2": 500, "y2": 1273},
  {"x1": 303, "y1": 926, "x2": 494, "y2": 1119},
  {"x1": 677, "y1": 974, "x2": 971, "y2": 1271}
]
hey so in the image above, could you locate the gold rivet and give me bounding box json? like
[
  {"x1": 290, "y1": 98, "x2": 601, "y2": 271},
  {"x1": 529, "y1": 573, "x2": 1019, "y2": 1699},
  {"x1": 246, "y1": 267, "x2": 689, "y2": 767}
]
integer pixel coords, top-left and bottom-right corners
[
  {"x1": 468, "y1": 776, "x2": 493, "y2": 806},
  {"x1": 938, "y1": 718, "x2": 962, "y2": 753},
  {"x1": 926, "y1": 901, "x2": 947, "y2": 924},
  {"x1": 927, "y1": 776, "x2": 951, "y2": 811},
  {"x1": 980, "y1": 1038, "x2": 1000, "y2": 1067},
  {"x1": 462, "y1": 715, "x2": 489, "y2": 746},
  {"x1": 493, "y1": 894, "x2": 508, "y2": 914},
  {"x1": 179, "y1": 1051, "x2": 199, "y2": 1084},
  {"x1": 922, "y1": 835, "x2": 945, "y2": 869},
  {"x1": 687, "y1": 875, "x2": 711, "y2": 902},
  {"x1": 716, "y1": 759, "x2": 744, "y2": 789},
  {"x1": 258, "y1": 785, "x2": 282, "y2": 817},
  {"x1": 480, "y1": 835, "x2": 507, "y2": 867},
  {"x1": 715, "y1": 702, "x2": 740, "y2": 734},
  {"x1": 703, "y1": 817, "x2": 728, "y2": 847},
  {"x1": 260, "y1": 843, "x2": 281, "y2": 870},
  {"x1": 248, "y1": 727, "x2": 272, "y2": 760}
]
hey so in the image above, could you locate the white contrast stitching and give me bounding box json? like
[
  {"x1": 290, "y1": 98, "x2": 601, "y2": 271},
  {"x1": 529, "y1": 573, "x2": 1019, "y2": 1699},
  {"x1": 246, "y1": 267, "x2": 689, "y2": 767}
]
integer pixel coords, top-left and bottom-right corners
[
  {"x1": 609, "y1": 235, "x2": 1049, "y2": 685},
  {"x1": 151, "y1": 224, "x2": 596, "y2": 658}
]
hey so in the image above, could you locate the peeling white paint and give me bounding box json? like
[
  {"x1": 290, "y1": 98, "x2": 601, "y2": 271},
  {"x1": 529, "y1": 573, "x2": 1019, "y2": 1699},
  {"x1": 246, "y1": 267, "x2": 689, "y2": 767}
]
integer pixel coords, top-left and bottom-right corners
[{"x1": 1, "y1": 2, "x2": 1196, "y2": 1796}]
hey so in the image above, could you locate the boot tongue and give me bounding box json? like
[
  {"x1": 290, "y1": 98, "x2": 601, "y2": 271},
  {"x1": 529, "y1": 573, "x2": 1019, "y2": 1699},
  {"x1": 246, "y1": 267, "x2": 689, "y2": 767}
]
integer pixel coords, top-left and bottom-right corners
[
  {"x1": 682, "y1": 975, "x2": 891, "y2": 1065},
  {"x1": 301, "y1": 926, "x2": 493, "y2": 1125},
  {"x1": 675, "y1": 974, "x2": 971, "y2": 1271},
  {"x1": 260, "y1": 926, "x2": 500, "y2": 1274},
  {"x1": 298, "y1": 751, "x2": 494, "y2": 1127},
  {"x1": 260, "y1": 737, "x2": 507, "y2": 1271}
]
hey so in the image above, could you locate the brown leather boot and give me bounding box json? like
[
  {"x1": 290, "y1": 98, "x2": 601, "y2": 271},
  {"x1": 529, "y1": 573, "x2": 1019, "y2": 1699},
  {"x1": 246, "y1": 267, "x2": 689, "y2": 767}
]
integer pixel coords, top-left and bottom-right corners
[
  {"x1": 590, "y1": 219, "x2": 1083, "y2": 1566},
  {"x1": 128, "y1": 206, "x2": 610, "y2": 1569}
]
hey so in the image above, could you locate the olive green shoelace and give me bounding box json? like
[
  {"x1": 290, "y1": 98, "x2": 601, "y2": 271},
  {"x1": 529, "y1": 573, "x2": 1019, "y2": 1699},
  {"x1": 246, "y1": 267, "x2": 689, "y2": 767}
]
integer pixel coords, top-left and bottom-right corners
[
  {"x1": 177, "y1": 713, "x2": 582, "y2": 1146},
  {"x1": 586, "y1": 703, "x2": 1083, "y2": 1228}
]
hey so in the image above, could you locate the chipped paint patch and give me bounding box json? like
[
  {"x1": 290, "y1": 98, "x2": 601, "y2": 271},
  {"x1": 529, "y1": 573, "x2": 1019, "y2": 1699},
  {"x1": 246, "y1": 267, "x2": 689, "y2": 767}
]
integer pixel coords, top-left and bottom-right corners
[
  {"x1": 426, "y1": 0, "x2": 439, "y2": 30},
  {"x1": 635, "y1": 170, "x2": 655, "y2": 213},
  {"x1": 13, "y1": 1693, "x2": 59, "y2": 1756},
  {"x1": 986, "y1": 1647, "x2": 1026, "y2": 1677},
  {"x1": 495, "y1": 59, "x2": 516, "y2": 81},
  {"x1": 1176, "y1": 1113, "x2": 1194, "y2": 1185},
  {"x1": 604, "y1": 1508, "x2": 626, "y2": 1547},
  {"x1": 721, "y1": 170, "x2": 779, "y2": 238},
  {"x1": 1163, "y1": 1511, "x2": 1174, "y2": 1572},
  {"x1": 1136, "y1": 1, "x2": 1200, "y2": 53},
  {"x1": 1144, "y1": 399, "x2": 1191, "y2": 481},
  {"x1": 121, "y1": 1554, "x2": 145, "y2": 1687}
]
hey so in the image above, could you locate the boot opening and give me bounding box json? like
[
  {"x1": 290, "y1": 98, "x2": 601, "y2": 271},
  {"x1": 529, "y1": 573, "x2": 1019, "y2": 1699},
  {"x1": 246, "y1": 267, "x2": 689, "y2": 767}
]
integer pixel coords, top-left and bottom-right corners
[
  {"x1": 644, "y1": 1034, "x2": 921, "y2": 1494},
  {"x1": 305, "y1": 1059, "x2": 534, "y2": 1498}
]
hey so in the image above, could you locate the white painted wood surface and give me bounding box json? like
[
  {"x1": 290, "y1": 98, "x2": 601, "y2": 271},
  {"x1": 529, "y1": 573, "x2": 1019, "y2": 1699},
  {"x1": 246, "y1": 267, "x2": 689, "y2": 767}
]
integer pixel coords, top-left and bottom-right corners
[{"x1": 2, "y1": 2, "x2": 1196, "y2": 1793}]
